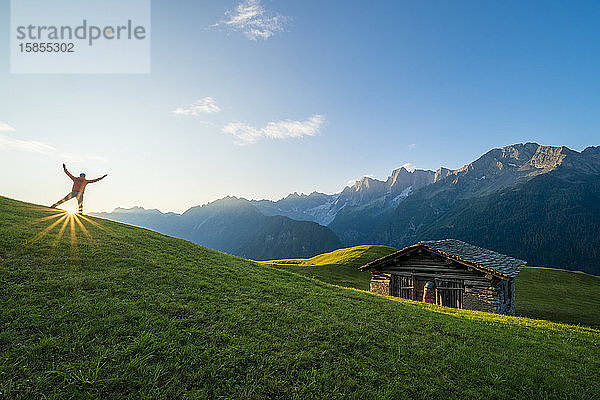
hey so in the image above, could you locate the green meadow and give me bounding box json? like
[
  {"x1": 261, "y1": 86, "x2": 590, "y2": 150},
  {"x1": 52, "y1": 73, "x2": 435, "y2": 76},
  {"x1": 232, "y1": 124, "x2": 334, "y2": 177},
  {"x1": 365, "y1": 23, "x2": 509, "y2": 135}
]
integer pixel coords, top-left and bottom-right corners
[
  {"x1": 1, "y1": 196, "x2": 599, "y2": 399},
  {"x1": 265, "y1": 245, "x2": 600, "y2": 328}
]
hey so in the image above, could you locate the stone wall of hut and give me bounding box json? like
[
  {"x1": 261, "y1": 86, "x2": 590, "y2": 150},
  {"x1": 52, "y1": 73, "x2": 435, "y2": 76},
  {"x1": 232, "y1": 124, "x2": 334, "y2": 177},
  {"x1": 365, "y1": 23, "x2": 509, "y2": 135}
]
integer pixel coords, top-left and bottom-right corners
[
  {"x1": 369, "y1": 271, "x2": 391, "y2": 296},
  {"x1": 462, "y1": 283, "x2": 499, "y2": 313}
]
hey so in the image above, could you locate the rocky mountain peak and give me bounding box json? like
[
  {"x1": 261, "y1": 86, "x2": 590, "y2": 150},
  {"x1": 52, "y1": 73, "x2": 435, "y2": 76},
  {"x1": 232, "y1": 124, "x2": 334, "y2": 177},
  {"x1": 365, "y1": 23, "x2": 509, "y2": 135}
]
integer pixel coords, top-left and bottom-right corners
[
  {"x1": 249, "y1": 142, "x2": 599, "y2": 230},
  {"x1": 351, "y1": 176, "x2": 385, "y2": 192},
  {"x1": 112, "y1": 206, "x2": 153, "y2": 214},
  {"x1": 527, "y1": 145, "x2": 573, "y2": 170},
  {"x1": 434, "y1": 167, "x2": 452, "y2": 182},
  {"x1": 582, "y1": 146, "x2": 600, "y2": 156},
  {"x1": 392, "y1": 168, "x2": 434, "y2": 186},
  {"x1": 426, "y1": 143, "x2": 600, "y2": 196},
  {"x1": 284, "y1": 192, "x2": 303, "y2": 200}
]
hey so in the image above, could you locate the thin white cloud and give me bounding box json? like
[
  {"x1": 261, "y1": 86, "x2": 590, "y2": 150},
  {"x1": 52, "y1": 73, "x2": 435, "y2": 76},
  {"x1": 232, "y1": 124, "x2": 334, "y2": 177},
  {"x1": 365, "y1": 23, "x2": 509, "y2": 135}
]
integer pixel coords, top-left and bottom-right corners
[
  {"x1": 0, "y1": 124, "x2": 107, "y2": 161},
  {"x1": 0, "y1": 122, "x2": 16, "y2": 132},
  {"x1": 408, "y1": 143, "x2": 417, "y2": 150},
  {"x1": 0, "y1": 134, "x2": 55, "y2": 154},
  {"x1": 222, "y1": 114, "x2": 324, "y2": 145},
  {"x1": 173, "y1": 97, "x2": 222, "y2": 116},
  {"x1": 216, "y1": 0, "x2": 288, "y2": 41}
]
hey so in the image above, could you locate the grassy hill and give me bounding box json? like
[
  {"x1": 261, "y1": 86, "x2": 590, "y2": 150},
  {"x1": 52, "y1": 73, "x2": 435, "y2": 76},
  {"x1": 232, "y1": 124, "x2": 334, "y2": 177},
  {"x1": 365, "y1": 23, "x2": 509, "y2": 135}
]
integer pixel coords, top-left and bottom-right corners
[
  {"x1": 260, "y1": 245, "x2": 397, "y2": 290},
  {"x1": 516, "y1": 267, "x2": 600, "y2": 328},
  {"x1": 263, "y1": 246, "x2": 600, "y2": 328},
  {"x1": 1, "y1": 196, "x2": 599, "y2": 399}
]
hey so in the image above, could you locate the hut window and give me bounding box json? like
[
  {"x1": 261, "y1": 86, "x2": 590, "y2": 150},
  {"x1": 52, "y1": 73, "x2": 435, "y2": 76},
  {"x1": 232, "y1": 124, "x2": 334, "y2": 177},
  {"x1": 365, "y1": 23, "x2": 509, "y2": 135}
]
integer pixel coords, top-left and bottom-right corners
[
  {"x1": 392, "y1": 275, "x2": 414, "y2": 300},
  {"x1": 435, "y1": 279, "x2": 464, "y2": 309}
]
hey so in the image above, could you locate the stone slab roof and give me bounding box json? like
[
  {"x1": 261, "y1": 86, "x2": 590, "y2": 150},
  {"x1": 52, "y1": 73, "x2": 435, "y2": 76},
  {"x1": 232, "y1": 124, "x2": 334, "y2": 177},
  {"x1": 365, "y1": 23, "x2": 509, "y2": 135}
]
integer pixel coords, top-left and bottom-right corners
[{"x1": 361, "y1": 239, "x2": 527, "y2": 279}]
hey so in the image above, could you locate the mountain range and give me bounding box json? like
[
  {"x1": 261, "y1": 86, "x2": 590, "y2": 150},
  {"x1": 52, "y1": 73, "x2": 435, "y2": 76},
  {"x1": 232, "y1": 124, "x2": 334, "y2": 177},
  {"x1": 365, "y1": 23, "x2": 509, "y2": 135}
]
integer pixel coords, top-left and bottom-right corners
[
  {"x1": 93, "y1": 143, "x2": 600, "y2": 274},
  {"x1": 92, "y1": 197, "x2": 341, "y2": 260}
]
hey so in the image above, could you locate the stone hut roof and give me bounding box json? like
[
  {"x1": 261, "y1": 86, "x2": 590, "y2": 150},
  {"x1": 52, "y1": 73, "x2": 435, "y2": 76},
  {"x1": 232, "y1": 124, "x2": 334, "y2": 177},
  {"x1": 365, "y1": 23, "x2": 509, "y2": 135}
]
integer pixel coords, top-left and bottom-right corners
[{"x1": 360, "y1": 239, "x2": 527, "y2": 279}]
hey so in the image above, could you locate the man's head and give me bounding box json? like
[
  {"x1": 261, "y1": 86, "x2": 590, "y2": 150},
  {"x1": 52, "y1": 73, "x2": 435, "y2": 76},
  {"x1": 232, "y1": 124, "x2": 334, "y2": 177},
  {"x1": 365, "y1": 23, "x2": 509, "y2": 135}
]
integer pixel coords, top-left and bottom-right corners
[{"x1": 80, "y1": 173, "x2": 86, "y2": 178}]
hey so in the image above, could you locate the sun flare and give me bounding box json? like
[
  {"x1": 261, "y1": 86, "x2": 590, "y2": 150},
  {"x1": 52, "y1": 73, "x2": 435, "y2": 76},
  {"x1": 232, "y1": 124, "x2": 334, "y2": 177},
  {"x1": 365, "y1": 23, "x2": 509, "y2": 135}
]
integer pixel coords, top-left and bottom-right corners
[{"x1": 66, "y1": 208, "x2": 77, "y2": 216}]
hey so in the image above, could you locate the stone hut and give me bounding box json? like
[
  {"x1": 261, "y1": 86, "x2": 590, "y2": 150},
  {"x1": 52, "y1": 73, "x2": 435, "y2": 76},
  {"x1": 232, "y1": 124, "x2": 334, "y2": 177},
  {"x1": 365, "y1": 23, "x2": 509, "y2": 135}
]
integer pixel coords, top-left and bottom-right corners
[{"x1": 360, "y1": 239, "x2": 526, "y2": 315}]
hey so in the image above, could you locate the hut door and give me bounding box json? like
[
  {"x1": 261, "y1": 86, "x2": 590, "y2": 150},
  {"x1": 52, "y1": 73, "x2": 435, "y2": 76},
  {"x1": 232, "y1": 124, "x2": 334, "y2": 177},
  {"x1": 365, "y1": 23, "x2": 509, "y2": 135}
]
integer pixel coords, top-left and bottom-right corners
[
  {"x1": 435, "y1": 280, "x2": 464, "y2": 309},
  {"x1": 414, "y1": 279, "x2": 427, "y2": 302},
  {"x1": 400, "y1": 276, "x2": 413, "y2": 299}
]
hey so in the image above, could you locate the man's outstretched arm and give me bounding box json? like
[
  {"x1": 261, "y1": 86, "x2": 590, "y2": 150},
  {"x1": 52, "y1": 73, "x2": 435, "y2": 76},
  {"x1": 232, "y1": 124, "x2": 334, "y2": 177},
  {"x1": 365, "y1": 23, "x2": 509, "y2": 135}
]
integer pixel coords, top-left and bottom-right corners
[
  {"x1": 63, "y1": 163, "x2": 75, "y2": 180},
  {"x1": 87, "y1": 174, "x2": 108, "y2": 183}
]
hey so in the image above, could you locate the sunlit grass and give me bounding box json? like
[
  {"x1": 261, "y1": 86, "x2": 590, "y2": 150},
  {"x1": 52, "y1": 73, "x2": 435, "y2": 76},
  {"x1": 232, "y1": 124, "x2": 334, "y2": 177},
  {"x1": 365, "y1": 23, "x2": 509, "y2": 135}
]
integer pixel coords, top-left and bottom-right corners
[
  {"x1": 260, "y1": 244, "x2": 397, "y2": 267},
  {"x1": 26, "y1": 207, "x2": 109, "y2": 264},
  {"x1": 52, "y1": 216, "x2": 70, "y2": 248},
  {"x1": 261, "y1": 244, "x2": 397, "y2": 290},
  {"x1": 1, "y1": 196, "x2": 599, "y2": 399}
]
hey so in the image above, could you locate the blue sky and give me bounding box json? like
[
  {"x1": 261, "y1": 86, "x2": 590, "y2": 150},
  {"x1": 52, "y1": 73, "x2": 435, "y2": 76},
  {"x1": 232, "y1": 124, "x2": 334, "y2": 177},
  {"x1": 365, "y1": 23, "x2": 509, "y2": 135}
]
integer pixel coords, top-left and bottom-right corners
[{"x1": 1, "y1": 0, "x2": 599, "y2": 213}]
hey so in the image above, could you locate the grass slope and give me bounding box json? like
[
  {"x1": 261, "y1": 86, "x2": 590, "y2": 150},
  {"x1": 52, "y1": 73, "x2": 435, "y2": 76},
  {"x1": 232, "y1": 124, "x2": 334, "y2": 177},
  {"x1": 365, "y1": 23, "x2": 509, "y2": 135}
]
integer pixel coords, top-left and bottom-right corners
[
  {"x1": 264, "y1": 246, "x2": 600, "y2": 328},
  {"x1": 516, "y1": 267, "x2": 600, "y2": 328},
  {"x1": 260, "y1": 245, "x2": 397, "y2": 290},
  {"x1": 1, "y1": 196, "x2": 599, "y2": 399}
]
